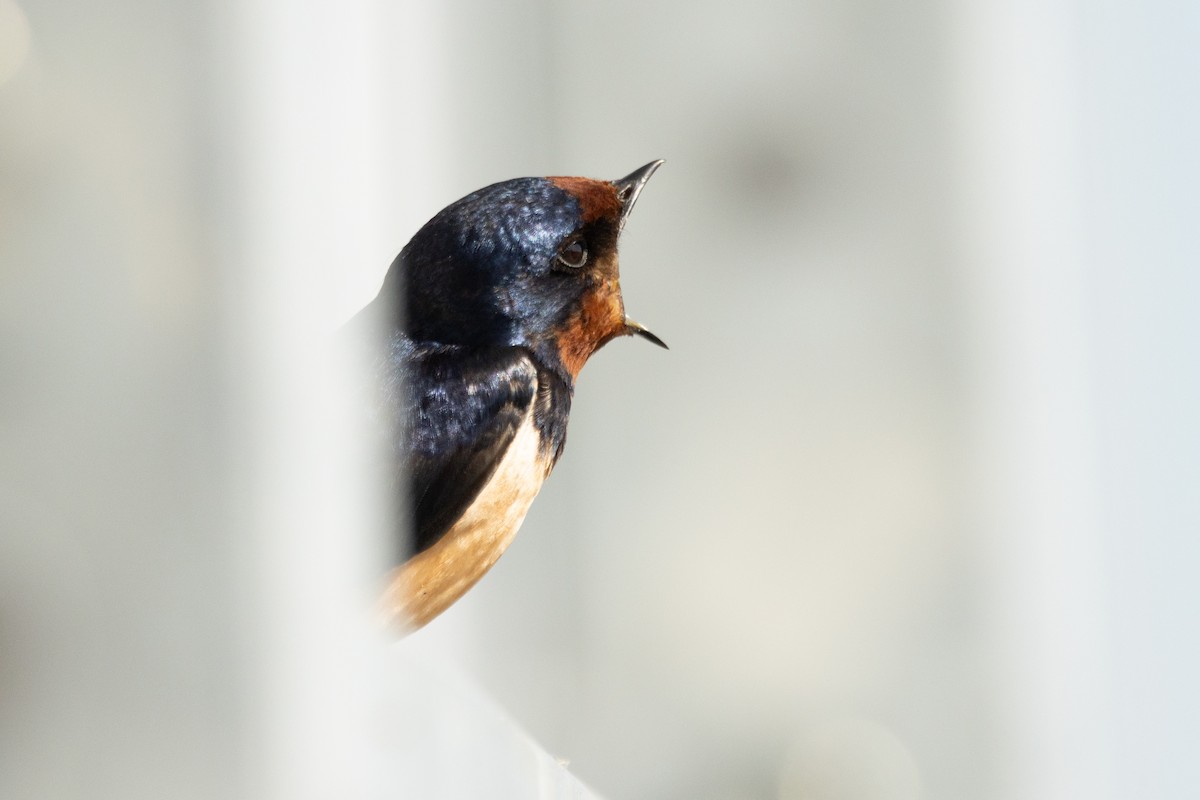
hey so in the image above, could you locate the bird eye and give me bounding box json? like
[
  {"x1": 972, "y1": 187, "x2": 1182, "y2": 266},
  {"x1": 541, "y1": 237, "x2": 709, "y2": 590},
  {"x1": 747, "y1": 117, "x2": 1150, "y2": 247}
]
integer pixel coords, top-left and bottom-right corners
[{"x1": 556, "y1": 239, "x2": 587, "y2": 269}]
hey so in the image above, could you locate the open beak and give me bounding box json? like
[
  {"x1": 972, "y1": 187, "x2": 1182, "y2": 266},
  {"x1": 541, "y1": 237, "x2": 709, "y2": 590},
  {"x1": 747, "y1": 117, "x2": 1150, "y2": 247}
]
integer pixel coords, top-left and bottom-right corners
[
  {"x1": 614, "y1": 159, "x2": 665, "y2": 233},
  {"x1": 614, "y1": 160, "x2": 667, "y2": 350}
]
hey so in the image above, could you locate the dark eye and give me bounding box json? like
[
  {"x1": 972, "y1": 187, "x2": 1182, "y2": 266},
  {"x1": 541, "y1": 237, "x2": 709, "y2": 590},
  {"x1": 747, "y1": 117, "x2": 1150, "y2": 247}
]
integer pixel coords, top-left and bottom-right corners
[{"x1": 556, "y1": 238, "x2": 587, "y2": 269}]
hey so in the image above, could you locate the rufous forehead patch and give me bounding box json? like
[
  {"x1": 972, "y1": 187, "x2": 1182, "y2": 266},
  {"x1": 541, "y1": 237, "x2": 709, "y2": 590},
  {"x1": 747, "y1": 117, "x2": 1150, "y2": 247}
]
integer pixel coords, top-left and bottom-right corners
[{"x1": 548, "y1": 176, "x2": 622, "y2": 224}]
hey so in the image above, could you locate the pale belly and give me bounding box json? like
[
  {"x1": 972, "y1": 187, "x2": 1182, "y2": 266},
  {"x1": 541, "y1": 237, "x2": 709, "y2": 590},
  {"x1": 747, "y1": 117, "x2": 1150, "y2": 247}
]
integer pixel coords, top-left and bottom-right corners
[{"x1": 381, "y1": 413, "x2": 551, "y2": 630}]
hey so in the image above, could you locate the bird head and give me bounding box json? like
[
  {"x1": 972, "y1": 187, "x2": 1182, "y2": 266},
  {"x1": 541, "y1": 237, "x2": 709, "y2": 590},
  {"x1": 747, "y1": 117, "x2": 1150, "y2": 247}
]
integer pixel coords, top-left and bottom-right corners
[{"x1": 392, "y1": 160, "x2": 667, "y2": 383}]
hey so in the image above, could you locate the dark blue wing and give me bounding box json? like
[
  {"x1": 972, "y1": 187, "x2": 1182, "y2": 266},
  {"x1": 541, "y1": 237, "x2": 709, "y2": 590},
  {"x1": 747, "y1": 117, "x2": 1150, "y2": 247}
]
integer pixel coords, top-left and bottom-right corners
[{"x1": 396, "y1": 342, "x2": 539, "y2": 554}]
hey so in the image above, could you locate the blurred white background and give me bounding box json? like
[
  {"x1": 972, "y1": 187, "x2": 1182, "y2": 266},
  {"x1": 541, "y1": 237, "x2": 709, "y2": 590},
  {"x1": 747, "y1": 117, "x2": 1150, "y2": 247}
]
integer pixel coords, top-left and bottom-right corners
[{"x1": 1, "y1": 1, "x2": 1197, "y2": 799}]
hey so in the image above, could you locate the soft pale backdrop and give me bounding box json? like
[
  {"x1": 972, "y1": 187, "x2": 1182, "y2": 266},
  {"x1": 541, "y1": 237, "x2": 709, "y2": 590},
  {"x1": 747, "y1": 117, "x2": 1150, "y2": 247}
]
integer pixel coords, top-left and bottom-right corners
[{"x1": 2, "y1": 1, "x2": 1196, "y2": 798}]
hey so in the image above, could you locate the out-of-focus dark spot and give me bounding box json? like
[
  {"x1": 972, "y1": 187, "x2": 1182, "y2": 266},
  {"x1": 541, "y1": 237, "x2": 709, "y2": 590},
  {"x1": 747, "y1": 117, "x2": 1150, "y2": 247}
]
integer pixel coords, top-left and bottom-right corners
[{"x1": 706, "y1": 111, "x2": 820, "y2": 227}]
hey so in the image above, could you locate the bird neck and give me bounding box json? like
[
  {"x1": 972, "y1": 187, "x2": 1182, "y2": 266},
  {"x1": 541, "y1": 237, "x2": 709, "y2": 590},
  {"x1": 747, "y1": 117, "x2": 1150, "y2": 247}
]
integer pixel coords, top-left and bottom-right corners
[
  {"x1": 526, "y1": 340, "x2": 579, "y2": 394},
  {"x1": 525, "y1": 356, "x2": 573, "y2": 467}
]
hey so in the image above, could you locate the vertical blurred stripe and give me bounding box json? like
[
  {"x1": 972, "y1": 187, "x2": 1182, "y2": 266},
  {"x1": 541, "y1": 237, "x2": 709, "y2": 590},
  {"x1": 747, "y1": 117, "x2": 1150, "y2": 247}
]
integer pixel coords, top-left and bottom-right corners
[
  {"x1": 1076, "y1": 4, "x2": 1200, "y2": 797},
  {"x1": 952, "y1": 1, "x2": 1111, "y2": 799},
  {"x1": 223, "y1": 0, "x2": 452, "y2": 798},
  {"x1": 0, "y1": 1, "x2": 246, "y2": 797}
]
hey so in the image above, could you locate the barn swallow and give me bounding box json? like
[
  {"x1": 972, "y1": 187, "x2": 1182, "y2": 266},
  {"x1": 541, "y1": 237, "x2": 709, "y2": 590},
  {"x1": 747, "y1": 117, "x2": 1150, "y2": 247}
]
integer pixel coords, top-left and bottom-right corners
[{"x1": 356, "y1": 161, "x2": 666, "y2": 630}]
